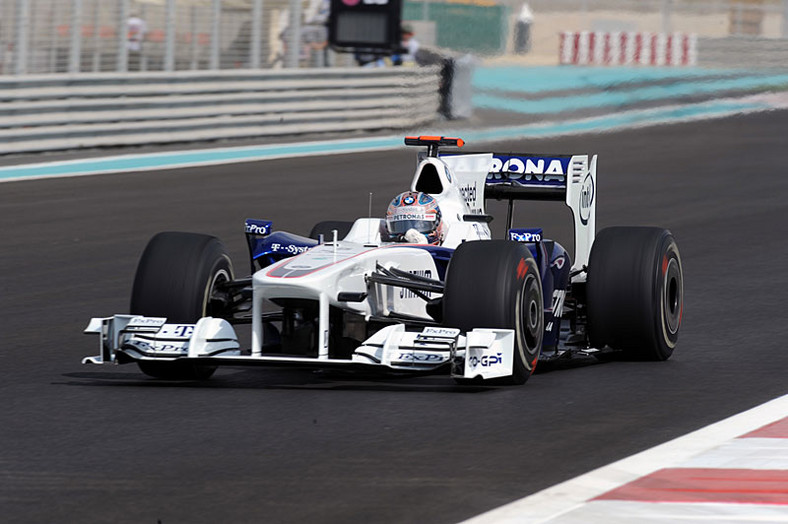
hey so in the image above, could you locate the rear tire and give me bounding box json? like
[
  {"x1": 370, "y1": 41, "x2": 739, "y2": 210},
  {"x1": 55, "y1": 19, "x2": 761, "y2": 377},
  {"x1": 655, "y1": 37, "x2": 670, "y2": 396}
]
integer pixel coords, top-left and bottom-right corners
[
  {"x1": 443, "y1": 240, "x2": 544, "y2": 385},
  {"x1": 586, "y1": 227, "x2": 683, "y2": 360},
  {"x1": 130, "y1": 232, "x2": 234, "y2": 379},
  {"x1": 309, "y1": 221, "x2": 353, "y2": 241}
]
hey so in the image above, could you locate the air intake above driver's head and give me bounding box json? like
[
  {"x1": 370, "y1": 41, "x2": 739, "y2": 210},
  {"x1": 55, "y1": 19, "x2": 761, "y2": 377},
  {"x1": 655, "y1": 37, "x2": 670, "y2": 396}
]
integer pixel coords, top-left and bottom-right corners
[{"x1": 414, "y1": 163, "x2": 443, "y2": 194}]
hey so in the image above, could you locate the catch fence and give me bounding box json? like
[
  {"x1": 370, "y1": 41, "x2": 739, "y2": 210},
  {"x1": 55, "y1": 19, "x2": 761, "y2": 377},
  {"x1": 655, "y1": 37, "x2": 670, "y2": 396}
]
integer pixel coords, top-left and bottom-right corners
[
  {"x1": 0, "y1": 0, "x2": 339, "y2": 75},
  {"x1": 2, "y1": 0, "x2": 788, "y2": 75}
]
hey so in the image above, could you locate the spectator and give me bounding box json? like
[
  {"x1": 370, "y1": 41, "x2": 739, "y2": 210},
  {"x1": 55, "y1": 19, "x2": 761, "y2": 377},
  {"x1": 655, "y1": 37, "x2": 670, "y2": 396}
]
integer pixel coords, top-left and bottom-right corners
[
  {"x1": 393, "y1": 24, "x2": 420, "y2": 66},
  {"x1": 354, "y1": 49, "x2": 384, "y2": 67},
  {"x1": 0, "y1": 43, "x2": 13, "y2": 75},
  {"x1": 514, "y1": 3, "x2": 533, "y2": 54},
  {"x1": 302, "y1": 24, "x2": 329, "y2": 67},
  {"x1": 127, "y1": 13, "x2": 147, "y2": 71}
]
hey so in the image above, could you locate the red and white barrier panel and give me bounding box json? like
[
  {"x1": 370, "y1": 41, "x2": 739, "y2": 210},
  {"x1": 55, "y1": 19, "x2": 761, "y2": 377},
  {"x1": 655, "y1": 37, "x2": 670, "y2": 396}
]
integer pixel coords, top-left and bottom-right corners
[{"x1": 560, "y1": 31, "x2": 697, "y2": 66}]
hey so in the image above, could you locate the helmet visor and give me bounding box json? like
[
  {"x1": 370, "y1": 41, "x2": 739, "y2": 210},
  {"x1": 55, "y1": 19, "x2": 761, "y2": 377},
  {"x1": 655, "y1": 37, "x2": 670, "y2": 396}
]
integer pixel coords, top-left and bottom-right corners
[{"x1": 387, "y1": 218, "x2": 436, "y2": 235}]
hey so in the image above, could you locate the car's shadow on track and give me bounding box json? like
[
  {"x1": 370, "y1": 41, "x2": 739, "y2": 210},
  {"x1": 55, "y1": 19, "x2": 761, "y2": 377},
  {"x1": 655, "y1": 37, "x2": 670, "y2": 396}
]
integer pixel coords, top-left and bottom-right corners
[
  {"x1": 534, "y1": 353, "x2": 611, "y2": 374},
  {"x1": 57, "y1": 369, "x2": 500, "y2": 393},
  {"x1": 59, "y1": 353, "x2": 617, "y2": 392}
]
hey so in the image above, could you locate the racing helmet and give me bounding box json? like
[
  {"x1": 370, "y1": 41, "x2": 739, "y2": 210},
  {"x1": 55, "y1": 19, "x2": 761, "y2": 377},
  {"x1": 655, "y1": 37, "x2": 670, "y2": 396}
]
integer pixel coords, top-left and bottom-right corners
[{"x1": 385, "y1": 191, "x2": 444, "y2": 244}]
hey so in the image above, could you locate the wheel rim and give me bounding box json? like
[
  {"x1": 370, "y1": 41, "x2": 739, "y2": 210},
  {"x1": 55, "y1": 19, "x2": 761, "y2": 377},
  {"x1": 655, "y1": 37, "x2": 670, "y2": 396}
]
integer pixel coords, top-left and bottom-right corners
[
  {"x1": 204, "y1": 266, "x2": 231, "y2": 317},
  {"x1": 516, "y1": 272, "x2": 543, "y2": 363},
  {"x1": 662, "y1": 255, "x2": 682, "y2": 336}
]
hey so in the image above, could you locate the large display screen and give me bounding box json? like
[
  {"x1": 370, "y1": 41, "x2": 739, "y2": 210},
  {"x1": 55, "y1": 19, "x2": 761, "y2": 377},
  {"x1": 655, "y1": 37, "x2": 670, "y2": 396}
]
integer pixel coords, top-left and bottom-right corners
[
  {"x1": 329, "y1": 0, "x2": 402, "y2": 51},
  {"x1": 335, "y1": 12, "x2": 389, "y2": 45}
]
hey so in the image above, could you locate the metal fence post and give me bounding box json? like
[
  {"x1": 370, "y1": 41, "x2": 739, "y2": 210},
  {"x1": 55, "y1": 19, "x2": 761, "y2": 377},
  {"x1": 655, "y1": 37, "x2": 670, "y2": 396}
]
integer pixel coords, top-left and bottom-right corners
[
  {"x1": 28, "y1": 0, "x2": 37, "y2": 72},
  {"x1": 164, "y1": 0, "x2": 175, "y2": 71},
  {"x1": 285, "y1": 0, "x2": 301, "y2": 68},
  {"x1": 117, "y1": 0, "x2": 128, "y2": 72},
  {"x1": 140, "y1": 3, "x2": 148, "y2": 71},
  {"x1": 210, "y1": 0, "x2": 221, "y2": 69},
  {"x1": 14, "y1": 0, "x2": 29, "y2": 74},
  {"x1": 68, "y1": 0, "x2": 83, "y2": 73},
  {"x1": 251, "y1": 0, "x2": 263, "y2": 68},
  {"x1": 49, "y1": 1, "x2": 60, "y2": 72},
  {"x1": 91, "y1": 0, "x2": 100, "y2": 71},
  {"x1": 190, "y1": 5, "x2": 198, "y2": 70}
]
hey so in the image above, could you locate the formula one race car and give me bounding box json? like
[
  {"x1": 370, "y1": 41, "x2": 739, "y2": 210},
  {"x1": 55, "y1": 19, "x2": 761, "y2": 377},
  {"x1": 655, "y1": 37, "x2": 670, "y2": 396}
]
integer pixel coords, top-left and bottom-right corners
[{"x1": 83, "y1": 136, "x2": 684, "y2": 385}]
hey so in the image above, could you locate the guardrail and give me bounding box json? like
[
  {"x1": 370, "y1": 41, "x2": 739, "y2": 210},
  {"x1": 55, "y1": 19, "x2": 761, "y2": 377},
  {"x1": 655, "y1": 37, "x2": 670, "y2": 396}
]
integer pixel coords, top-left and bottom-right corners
[{"x1": 0, "y1": 67, "x2": 441, "y2": 155}]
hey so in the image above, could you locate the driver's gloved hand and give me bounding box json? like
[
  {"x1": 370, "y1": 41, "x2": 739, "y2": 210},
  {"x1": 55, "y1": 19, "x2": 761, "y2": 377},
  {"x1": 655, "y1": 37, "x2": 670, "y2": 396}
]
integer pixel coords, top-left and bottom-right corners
[{"x1": 404, "y1": 228, "x2": 429, "y2": 244}]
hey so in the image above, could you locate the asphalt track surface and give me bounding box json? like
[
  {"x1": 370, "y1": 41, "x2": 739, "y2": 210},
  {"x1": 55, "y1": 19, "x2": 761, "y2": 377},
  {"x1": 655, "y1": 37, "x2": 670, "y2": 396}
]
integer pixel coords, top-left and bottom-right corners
[{"x1": 2, "y1": 110, "x2": 788, "y2": 523}]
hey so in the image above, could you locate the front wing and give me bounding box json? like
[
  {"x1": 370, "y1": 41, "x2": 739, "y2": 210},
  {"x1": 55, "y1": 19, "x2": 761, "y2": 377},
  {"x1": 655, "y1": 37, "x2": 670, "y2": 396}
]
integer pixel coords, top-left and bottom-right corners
[{"x1": 83, "y1": 315, "x2": 517, "y2": 381}]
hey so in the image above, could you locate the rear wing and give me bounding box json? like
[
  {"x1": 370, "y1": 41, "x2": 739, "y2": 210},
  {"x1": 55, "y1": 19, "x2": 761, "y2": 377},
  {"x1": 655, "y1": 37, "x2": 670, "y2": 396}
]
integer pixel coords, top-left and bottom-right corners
[{"x1": 440, "y1": 152, "x2": 597, "y2": 276}]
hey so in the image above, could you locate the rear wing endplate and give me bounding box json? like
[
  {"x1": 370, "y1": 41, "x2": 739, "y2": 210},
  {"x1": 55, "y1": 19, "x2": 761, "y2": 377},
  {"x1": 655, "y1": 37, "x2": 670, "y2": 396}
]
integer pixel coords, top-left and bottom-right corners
[{"x1": 440, "y1": 152, "x2": 597, "y2": 276}]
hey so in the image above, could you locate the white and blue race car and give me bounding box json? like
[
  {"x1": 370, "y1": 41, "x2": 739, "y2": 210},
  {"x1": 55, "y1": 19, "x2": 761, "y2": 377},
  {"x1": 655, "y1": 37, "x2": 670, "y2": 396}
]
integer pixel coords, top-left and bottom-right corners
[{"x1": 83, "y1": 136, "x2": 684, "y2": 385}]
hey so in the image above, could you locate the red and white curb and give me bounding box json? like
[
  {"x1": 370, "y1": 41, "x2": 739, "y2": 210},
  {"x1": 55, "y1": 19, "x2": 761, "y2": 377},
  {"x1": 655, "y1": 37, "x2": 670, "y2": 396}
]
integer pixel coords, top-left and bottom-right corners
[{"x1": 462, "y1": 394, "x2": 788, "y2": 523}]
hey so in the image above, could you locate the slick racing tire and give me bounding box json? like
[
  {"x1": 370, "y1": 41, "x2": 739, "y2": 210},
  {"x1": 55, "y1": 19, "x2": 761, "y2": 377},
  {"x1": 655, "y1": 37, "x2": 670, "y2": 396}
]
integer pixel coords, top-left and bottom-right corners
[
  {"x1": 586, "y1": 227, "x2": 683, "y2": 361},
  {"x1": 308, "y1": 221, "x2": 353, "y2": 241},
  {"x1": 443, "y1": 240, "x2": 544, "y2": 385},
  {"x1": 130, "y1": 232, "x2": 235, "y2": 380}
]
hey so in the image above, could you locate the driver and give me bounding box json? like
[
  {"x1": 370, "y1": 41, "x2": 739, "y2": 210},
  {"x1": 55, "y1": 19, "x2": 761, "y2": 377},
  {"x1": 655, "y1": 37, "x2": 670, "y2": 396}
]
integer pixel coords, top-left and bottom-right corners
[{"x1": 385, "y1": 191, "x2": 444, "y2": 245}]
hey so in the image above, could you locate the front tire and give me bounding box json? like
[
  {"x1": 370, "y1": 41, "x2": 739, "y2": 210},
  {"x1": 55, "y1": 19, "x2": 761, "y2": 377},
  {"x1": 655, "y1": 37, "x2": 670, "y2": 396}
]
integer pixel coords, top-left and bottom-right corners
[
  {"x1": 130, "y1": 232, "x2": 234, "y2": 379},
  {"x1": 586, "y1": 227, "x2": 683, "y2": 360},
  {"x1": 443, "y1": 240, "x2": 544, "y2": 385}
]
